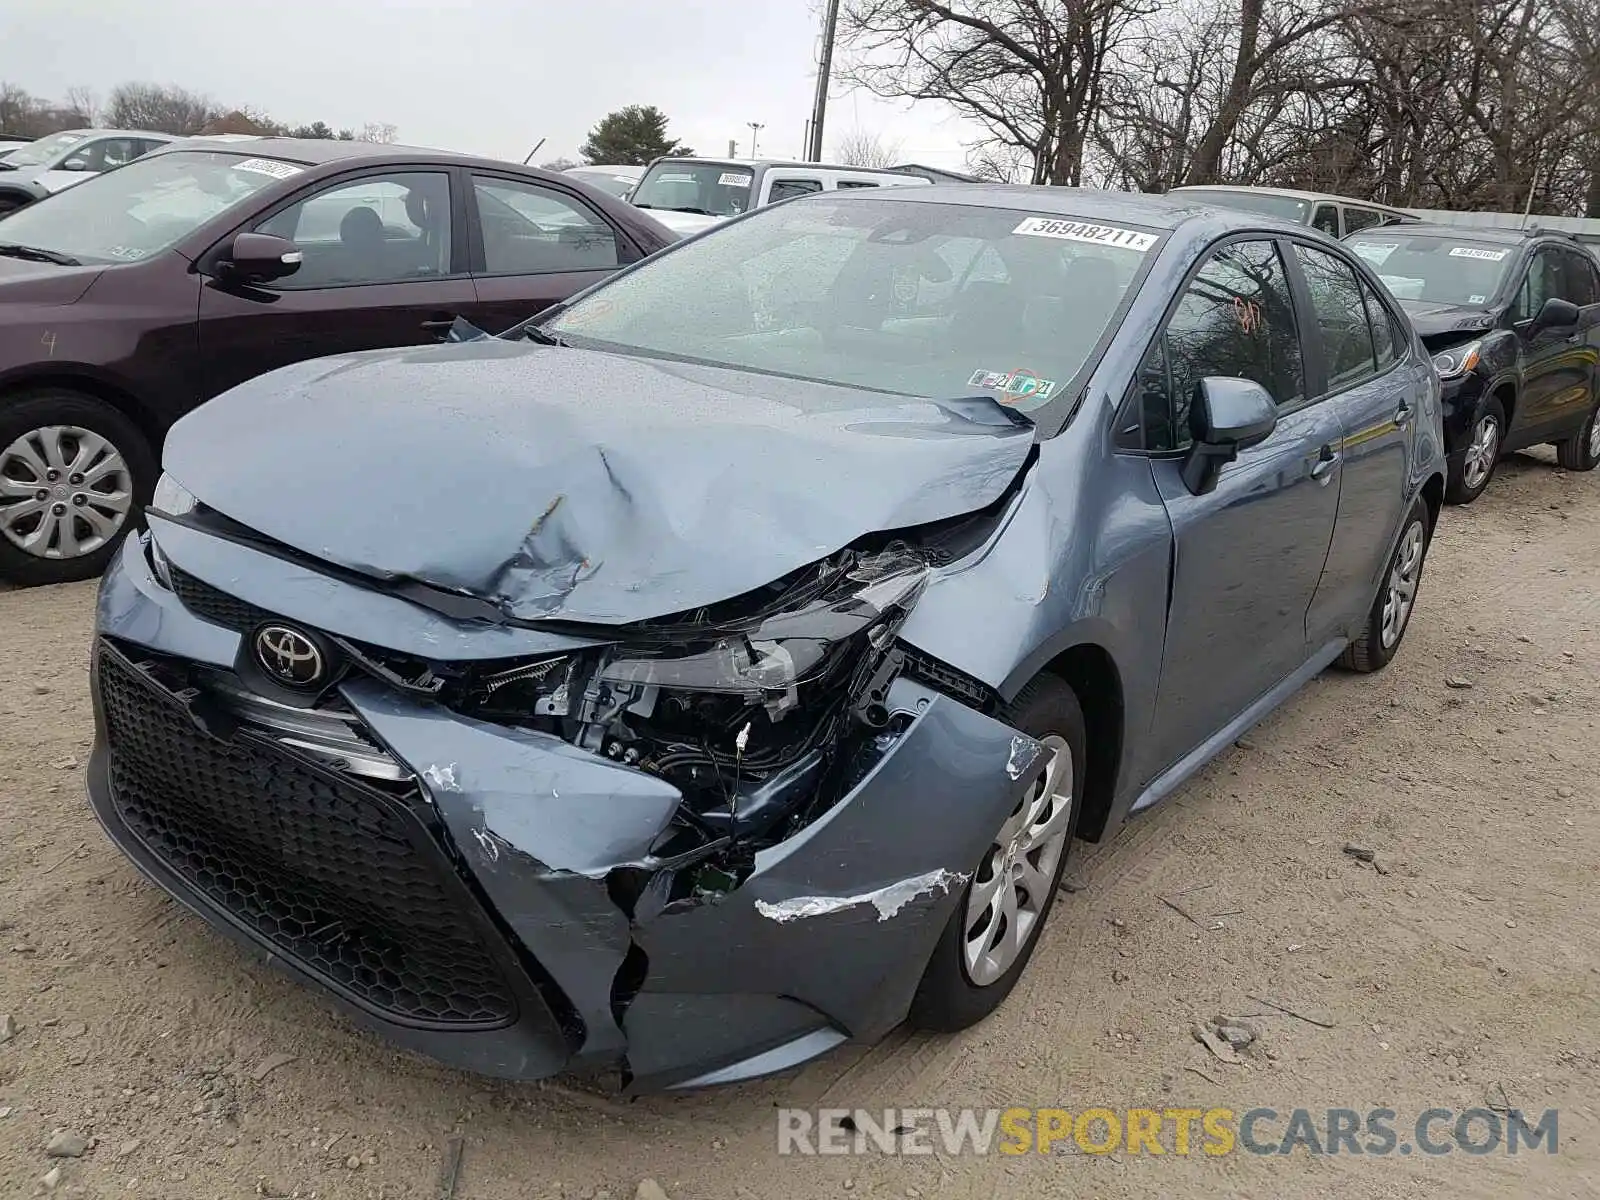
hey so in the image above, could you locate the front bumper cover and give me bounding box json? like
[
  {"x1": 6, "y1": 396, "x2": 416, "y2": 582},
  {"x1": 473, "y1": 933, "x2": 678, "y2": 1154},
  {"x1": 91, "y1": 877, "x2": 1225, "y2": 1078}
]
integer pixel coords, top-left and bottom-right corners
[{"x1": 88, "y1": 534, "x2": 1045, "y2": 1090}]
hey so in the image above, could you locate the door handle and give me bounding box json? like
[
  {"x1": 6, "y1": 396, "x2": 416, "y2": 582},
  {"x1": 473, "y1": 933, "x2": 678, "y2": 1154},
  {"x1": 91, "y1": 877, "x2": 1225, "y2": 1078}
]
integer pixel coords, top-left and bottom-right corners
[
  {"x1": 1395, "y1": 399, "x2": 1415, "y2": 428},
  {"x1": 420, "y1": 316, "x2": 456, "y2": 333},
  {"x1": 1310, "y1": 445, "x2": 1341, "y2": 481}
]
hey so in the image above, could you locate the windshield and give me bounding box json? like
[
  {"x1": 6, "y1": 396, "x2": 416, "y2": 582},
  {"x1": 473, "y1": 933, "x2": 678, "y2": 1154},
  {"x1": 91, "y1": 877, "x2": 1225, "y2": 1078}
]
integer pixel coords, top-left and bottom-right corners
[
  {"x1": 631, "y1": 162, "x2": 753, "y2": 217},
  {"x1": 543, "y1": 198, "x2": 1159, "y2": 414},
  {"x1": 567, "y1": 169, "x2": 639, "y2": 199},
  {"x1": 1347, "y1": 235, "x2": 1513, "y2": 305},
  {"x1": 1179, "y1": 188, "x2": 1311, "y2": 224},
  {"x1": 2, "y1": 131, "x2": 88, "y2": 169},
  {"x1": 0, "y1": 150, "x2": 300, "y2": 266}
]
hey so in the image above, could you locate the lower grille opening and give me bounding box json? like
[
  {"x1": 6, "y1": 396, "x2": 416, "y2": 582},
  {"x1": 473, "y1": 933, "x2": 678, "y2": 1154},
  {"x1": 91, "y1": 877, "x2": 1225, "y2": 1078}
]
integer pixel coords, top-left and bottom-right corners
[{"x1": 96, "y1": 642, "x2": 519, "y2": 1031}]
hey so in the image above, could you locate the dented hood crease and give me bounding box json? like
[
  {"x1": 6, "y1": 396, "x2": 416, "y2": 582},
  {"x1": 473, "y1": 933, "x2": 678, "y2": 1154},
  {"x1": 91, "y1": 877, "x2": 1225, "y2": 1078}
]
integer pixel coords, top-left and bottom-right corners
[{"x1": 163, "y1": 341, "x2": 1033, "y2": 624}]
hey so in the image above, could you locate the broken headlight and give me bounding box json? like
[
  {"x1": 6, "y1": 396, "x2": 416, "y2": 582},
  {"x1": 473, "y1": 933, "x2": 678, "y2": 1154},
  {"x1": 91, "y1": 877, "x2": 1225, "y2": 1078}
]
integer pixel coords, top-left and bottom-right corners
[{"x1": 596, "y1": 551, "x2": 929, "y2": 717}]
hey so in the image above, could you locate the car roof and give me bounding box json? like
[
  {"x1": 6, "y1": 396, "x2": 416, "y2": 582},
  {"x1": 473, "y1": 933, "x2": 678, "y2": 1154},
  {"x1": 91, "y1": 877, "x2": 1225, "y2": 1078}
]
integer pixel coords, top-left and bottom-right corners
[
  {"x1": 40, "y1": 127, "x2": 176, "y2": 140},
  {"x1": 1172, "y1": 184, "x2": 1412, "y2": 212},
  {"x1": 828, "y1": 183, "x2": 1313, "y2": 236},
  {"x1": 1355, "y1": 221, "x2": 1540, "y2": 245},
  {"x1": 654, "y1": 157, "x2": 919, "y2": 175},
  {"x1": 149, "y1": 136, "x2": 559, "y2": 174}
]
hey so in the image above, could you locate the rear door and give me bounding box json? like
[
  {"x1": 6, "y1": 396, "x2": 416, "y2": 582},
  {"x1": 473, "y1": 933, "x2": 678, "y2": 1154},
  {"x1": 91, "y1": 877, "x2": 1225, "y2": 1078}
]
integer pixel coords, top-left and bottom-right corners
[
  {"x1": 196, "y1": 167, "x2": 475, "y2": 399},
  {"x1": 1290, "y1": 241, "x2": 1418, "y2": 638},
  {"x1": 461, "y1": 171, "x2": 633, "y2": 333},
  {"x1": 1144, "y1": 237, "x2": 1344, "y2": 770}
]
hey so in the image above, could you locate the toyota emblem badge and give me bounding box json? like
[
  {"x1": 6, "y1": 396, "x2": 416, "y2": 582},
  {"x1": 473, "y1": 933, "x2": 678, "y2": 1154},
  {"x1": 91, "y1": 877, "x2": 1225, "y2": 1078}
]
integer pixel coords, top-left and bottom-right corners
[{"x1": 253, "y1": 624, "x2": 326, "y2": 688}]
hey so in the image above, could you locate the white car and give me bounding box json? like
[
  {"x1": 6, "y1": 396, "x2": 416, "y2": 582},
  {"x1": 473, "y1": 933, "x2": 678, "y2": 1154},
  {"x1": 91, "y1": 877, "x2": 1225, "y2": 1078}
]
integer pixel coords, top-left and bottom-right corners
[
  {"x1": 563, "y1": 164, "x2": 645, "y2": 200},
  {"x1": 629, "y1": 158, "x2": 931, "y2": 236},
  {"x1": 0, "y1": 129, "x2": 176, "y2": 214}
]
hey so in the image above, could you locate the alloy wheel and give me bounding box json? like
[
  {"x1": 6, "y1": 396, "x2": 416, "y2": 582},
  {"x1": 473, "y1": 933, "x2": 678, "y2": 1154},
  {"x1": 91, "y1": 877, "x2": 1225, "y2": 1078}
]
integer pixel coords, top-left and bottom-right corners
[
  {"x1": 1380, "y1": 519, "x2": 1425, "y2": 649},
  {"x1": 0, "y1": 425, "x2": 133, "y2": 560},
  {"x1": 1589, "y1": 411, "x2": 1600, "y2": 460},
  {"x1": 1462, "y1": 415, "x2": 1499, "y2": 492},
  {"x1": 962, "y1": 734, "x2": 1074, "y2": 987}
]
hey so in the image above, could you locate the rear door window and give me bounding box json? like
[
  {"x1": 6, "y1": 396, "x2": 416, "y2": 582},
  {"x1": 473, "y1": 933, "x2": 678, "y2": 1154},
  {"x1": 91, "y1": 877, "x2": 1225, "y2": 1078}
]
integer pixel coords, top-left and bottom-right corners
[
  {"x1": 1294, "y1": 243, "x2": 1378, "y2": 392},
  {"x1": 768, "y1": 177, "x2": 824, "y2": 202},
  {"x1": 471, "y1": 175, "x2": 620, "y2": 275},
  {"x1": 1343, "y1": 207, "x2": 1386, "y2": 234},
  {"x1": 1312, "y1": 204, "x2": 1340, "y2": 236}
]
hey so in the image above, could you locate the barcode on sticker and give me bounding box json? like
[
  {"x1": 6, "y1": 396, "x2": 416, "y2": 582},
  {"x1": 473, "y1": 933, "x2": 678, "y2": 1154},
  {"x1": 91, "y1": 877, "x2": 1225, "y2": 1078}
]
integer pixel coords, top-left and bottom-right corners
[
  {"x1": 1448, "y1": 246, "x2": 1508, "y2": 261},
  {"x1": 1012, "y1": 217, "x2": 1157, "y2": 251},
  {"x1": 232, "y1": 158, "x2": 303, "y2": 180},
  {"x1": 717, "y1": 172, "x2": 752, "y2": 187}
]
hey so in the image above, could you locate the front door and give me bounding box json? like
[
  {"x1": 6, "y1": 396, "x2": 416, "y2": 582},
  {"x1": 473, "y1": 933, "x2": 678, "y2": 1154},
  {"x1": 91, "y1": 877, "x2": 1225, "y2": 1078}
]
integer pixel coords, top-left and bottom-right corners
[
  {"x1": 1144, "y1": 238, "x2": 1343, "y2": 771},
  {"x1": 1508, "y1": 247, "x2": 1587, "y2": 441},
  {"x1": 196, "y1": 168, "x2": 476, "y2": 401}
]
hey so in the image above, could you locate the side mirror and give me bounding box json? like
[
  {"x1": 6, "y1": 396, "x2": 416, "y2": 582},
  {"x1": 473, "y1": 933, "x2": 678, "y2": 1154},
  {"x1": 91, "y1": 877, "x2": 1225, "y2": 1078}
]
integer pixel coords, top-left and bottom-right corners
[
  {"x1": 1532, "y1": 296, "x2": 1581, "y2": 332},
  {"x1": 1180, "y1": 376, "x2": 1279, "y2": 496},
  {"x1": 224, "y1": 232, "x2": 303, "y2": 283},
  {"x1": 59, "y1": 158, "x2": 90, "y2": 172}
]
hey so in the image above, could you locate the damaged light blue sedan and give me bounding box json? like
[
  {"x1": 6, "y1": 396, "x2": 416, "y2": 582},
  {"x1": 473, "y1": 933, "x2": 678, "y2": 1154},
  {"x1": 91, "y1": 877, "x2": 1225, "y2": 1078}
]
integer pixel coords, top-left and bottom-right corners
[{"x1": 88, "y1": 186, "x2": 1447, "y2": 1091}]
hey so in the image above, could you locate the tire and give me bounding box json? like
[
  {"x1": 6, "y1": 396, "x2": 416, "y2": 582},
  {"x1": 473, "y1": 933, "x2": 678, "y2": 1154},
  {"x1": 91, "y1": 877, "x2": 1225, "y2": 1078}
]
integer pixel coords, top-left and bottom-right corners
[
  {"x1": 907, "y1": 673, "x2": 1085, "y2": 1032},
  {"x1": 0, "y1": 390, "x2": 156, "y2": 587},
  {"x1": 1553, "y1": 400, "x2": 1600, "y2": 472},
  {"x1": 1338, "y1": 496, "x2": 1432, "y2": 673},
  {"x1": 1444, "y1": 395, "x2": 1506, "y2": 505}
]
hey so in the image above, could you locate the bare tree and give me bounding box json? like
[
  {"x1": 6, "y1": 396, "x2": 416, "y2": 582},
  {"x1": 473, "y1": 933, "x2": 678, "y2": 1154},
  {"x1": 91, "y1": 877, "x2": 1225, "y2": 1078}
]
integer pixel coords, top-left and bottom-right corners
[
  {"x1": 833, "y1": 128, "x2": 903, "y2": 166},
  {"x1": 62, "y1": 86, "x2": 98, "y2": 127},
  {"x1": 358, "y1": 122, "x2": 399, "y2": 144},
  {"x1": 105, "y1": 82, "x2": 217, "y2": 134},
  {"x1": 841, "y1": 0, "x2": 1156, "y2": 184}
]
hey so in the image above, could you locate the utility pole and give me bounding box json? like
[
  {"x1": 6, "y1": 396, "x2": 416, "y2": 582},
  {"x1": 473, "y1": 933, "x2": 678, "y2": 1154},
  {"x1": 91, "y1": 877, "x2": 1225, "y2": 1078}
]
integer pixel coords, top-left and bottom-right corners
[
  {"x1": 748, "y1": 122, "x2": 764, "y2": 158},
  {"x1": 808, "y1": 0, "x2": 842, "y2": 161}
]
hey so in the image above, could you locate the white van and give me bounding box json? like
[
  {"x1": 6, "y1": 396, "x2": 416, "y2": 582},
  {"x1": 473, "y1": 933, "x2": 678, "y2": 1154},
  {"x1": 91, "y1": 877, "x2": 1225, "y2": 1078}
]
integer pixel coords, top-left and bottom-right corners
[{"x1": 629, "y1": 158, "x2": 931, "y2": 236}]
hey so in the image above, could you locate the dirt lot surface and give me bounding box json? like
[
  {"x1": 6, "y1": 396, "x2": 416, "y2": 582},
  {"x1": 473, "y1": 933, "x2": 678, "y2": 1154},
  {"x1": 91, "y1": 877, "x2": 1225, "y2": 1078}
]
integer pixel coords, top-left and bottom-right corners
[{"x1": 2, "y1": 450, "x2": 1598, "y2": 1200}]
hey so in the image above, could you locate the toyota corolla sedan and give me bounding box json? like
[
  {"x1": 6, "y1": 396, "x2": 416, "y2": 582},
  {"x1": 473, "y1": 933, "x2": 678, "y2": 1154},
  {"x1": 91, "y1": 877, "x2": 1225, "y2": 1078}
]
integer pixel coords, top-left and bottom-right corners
[{"x1": 88, "y1": 187, "x2": 1445, "y2": 1092}]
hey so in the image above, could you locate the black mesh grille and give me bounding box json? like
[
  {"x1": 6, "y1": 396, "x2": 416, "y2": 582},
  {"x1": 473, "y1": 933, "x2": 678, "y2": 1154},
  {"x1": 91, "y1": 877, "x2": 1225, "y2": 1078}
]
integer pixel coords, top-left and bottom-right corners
[
  {"x1": 899, "y1": 646, "x2": 999, "y2": 714},
  {"x1": 97, "y1": 644, "x2": 518, "y2": 1030},
  {"x1": 168, "y1": 565, "x2": 274, "y2": 632}
]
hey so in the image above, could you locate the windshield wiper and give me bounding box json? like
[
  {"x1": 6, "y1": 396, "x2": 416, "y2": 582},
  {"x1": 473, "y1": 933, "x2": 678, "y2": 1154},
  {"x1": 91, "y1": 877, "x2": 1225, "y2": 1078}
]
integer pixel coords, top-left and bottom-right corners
[
  {"x1": 521, "y1": 324, "x2": 566, "y2": 346},
  {"x1": 0, "y1": 243, "x2": 82, "y2": 267},
  {"x1": 635, "y1": 203, "x2": 719, "y2": 216}
]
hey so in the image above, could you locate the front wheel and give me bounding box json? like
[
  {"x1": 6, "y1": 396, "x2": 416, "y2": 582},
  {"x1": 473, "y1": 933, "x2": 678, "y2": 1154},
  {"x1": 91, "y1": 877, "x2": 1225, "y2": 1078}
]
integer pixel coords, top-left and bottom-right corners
[
  {"x1": 1445, "y1": 396, "x2": 1505, "y2": 505},
  {"x1": 908, "y1": 674, "x2": 1084, "y2": 1032},
  {"x1": 1338, "y1": 496, "x2": 1432, "y2": 674},
  {"x1": 1553, "y1": 401, "x2": 1600, "y2": 472},
  {"x1": 0, "y1": 390, "x2": 155, "y2": 587}
]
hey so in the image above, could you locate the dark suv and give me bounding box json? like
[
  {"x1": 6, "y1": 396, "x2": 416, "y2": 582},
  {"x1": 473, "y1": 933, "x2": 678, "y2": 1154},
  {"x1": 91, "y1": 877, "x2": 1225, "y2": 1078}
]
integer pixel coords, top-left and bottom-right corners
[
  {"x1": 1346, "y1": 224, "x2": 1600, "y2": 502},
  {"x1": 0, "y1": 138, "x2": 674, "y2": 586}
]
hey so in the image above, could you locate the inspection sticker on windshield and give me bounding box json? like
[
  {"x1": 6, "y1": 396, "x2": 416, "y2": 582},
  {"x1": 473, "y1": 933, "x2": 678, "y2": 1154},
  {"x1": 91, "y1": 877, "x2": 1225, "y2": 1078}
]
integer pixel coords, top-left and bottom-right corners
[
  {"x1": 717, "y1": 172, "x2": 752, "y2": 187},
  {"x1": 1012, "y1": 217, "x2": 1157, "y2": 252},
  {"x1": 1449, "y1": 246, "x2": 1508, "y2": 261},
  {"x1": 1351, "y1": 242, "x2": 1397, "y2": 263},
  {"x1": 968, "y1": 368, "x2": 1059, "y2": 402},
  {"x1": 232, "y1": 157, "x2": 303, "y2": 180}
]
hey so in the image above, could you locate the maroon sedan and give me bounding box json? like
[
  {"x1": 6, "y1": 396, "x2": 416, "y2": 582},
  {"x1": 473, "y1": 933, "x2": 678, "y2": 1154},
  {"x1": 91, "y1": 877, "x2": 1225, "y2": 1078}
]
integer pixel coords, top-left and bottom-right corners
[{"x1": 0, "y1": 138, "x2": 676, "y2": 586}]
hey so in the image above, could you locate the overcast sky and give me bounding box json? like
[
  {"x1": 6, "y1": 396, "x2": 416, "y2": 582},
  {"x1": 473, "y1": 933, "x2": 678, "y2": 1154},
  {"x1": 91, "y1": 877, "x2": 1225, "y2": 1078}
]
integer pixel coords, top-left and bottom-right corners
[{"x1": 3, "y1": 0, "x2": 981, "y2": 168}]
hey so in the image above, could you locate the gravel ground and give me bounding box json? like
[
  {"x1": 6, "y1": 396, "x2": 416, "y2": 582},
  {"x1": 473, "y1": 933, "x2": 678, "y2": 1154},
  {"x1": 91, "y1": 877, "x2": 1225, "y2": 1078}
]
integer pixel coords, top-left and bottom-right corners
[{"x1": 1, "y1": 448, "x2": 1597, "y2": 1199}]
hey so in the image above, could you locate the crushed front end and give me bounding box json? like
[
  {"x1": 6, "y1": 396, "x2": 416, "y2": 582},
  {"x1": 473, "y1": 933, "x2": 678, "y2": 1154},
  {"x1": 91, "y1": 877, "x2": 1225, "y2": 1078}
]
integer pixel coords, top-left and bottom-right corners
[{"x1": 87, "y1": 512, "x2": 1047, "y2": 1090}]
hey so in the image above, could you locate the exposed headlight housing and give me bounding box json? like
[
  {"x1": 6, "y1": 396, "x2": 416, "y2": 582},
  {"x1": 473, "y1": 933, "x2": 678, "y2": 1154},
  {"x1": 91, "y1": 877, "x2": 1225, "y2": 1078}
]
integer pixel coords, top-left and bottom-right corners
[
  {"x1": 1431, "y1": 340, "x2": 1482, "y2": 379},
  {"x1": 150, "y1": 473, "x2": 199, "y2": 518}
]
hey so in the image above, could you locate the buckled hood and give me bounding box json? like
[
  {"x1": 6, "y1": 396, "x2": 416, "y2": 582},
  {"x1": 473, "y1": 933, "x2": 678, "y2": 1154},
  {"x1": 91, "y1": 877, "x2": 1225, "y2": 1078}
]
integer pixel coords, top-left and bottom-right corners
[{"x1": 162, "y1": 340, "x2": 1034, "y2": 625}]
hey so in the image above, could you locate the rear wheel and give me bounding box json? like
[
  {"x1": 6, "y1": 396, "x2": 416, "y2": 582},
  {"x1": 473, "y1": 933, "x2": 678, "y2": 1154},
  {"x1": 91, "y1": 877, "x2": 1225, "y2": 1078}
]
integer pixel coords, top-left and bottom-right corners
[
  {"x1": 1553, "y1": 401, "x2": 1600, "y2": 472},
  {"x1": 1445, "y1": 396, "x2": 1505, "y2": 505},
  {"x1": 1338, "y1": 496, "x2": 1431, "y2": 673},
  {"x1": 908, "y1": 674, "x2": 1084, "y2": 1032},
  {"x1": 0, "y1": 390, "x2": 155, "y2": 587}
]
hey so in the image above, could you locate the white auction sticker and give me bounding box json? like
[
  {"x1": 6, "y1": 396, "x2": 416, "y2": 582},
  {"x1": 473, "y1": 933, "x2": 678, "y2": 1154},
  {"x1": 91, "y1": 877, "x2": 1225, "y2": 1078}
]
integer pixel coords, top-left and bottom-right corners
[
  {"x1": 232, "y1": 157, "x2": 303, "y2": 180},
  {"x1": 1448, "y1": 246, "x2": 1508, "y2": 261},
  {"x1": 1012, "y1": 216, "x2": 1157, "y2": 251},
  {"x1": 717, "y1": 172, "x2": 752, "y2": 187}
]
